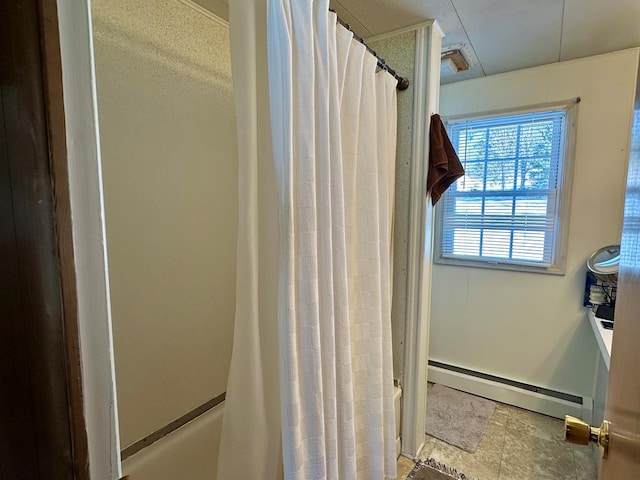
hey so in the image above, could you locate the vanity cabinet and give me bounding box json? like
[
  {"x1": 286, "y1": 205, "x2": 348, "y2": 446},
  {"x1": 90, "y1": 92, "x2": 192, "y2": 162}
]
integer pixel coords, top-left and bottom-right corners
[{"x1": 587, "y1": 309, "x2": 611, "y2": 427}]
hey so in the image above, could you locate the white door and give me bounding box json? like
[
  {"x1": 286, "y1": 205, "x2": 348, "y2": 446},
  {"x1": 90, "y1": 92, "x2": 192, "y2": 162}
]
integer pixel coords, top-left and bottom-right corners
[{"x1": 599, "y1": 108, "x2": 640, "y2": 478}]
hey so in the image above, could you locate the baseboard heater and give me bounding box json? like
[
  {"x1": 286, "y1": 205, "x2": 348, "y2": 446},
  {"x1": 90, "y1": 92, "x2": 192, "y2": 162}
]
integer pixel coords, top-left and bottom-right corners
[
  {"x1": 427, "y1": 359, "x2": 592, "y2": 422},
  {"x1": 428, "y1": 360, "x2": 582, "y2": 404}
]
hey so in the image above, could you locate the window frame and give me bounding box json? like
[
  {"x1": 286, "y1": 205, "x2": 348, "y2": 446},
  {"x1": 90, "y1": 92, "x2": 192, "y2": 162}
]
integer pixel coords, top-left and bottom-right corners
[{"x1": 434, "y1": 101, "x2": 578, "y2": 275}]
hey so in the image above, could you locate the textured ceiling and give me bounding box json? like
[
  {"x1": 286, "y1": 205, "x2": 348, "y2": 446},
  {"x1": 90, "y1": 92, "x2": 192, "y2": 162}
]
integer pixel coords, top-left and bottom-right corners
[
  {"x1": 330, "y1": 0, "x2": 640, "y2": 83},
  {"x1": 194, "y1": 0, "x2": 640, "y2": 84}
]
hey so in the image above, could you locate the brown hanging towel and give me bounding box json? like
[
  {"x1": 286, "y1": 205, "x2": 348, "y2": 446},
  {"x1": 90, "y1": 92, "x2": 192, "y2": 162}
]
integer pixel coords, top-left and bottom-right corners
[{"x1": 427, "y1": 113, "x2": 465, "y2": 205}]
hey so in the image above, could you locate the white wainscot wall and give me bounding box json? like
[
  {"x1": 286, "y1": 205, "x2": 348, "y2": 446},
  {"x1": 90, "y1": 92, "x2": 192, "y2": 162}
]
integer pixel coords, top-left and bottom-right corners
[{"x1": 430, "y1": 49, "x2": 639, "y2": 404}]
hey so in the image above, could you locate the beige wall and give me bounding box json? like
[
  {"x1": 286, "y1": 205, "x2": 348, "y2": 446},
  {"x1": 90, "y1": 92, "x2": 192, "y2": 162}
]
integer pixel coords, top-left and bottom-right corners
[
  {"x1": 431, "y1": 49, "x2": 639, "y2": 397},
  {"x1": 368, "y1": 31, "x2": 417, "y2": 383},
  {"x1": 93, "y1": 0, "x2": 237, "y2": 451}
]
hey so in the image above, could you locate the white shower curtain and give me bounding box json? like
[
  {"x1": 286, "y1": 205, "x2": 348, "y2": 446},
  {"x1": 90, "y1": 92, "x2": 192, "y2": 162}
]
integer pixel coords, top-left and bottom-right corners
[{"x1": 217, "y1": 0, "x2": 398, "y2": 478}]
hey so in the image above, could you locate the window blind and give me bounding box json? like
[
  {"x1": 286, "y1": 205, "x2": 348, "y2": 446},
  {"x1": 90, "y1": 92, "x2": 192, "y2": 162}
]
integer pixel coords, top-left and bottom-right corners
[{"x1": 441, "y1": 109, "x2": 567, "y2": 267}]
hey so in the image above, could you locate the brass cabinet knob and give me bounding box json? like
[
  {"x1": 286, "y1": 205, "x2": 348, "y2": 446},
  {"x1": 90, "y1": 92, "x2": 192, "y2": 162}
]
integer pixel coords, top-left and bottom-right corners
[{"x1": 564, "y1": 415, "x2": 610, "y2": 458}]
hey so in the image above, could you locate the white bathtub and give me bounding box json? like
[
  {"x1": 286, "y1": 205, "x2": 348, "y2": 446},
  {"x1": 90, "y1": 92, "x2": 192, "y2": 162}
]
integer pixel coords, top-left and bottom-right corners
[
  {"x1": 123, "y1": 385, "x2": 402, "y2": 479},
  {"x1": 121, "y1": 403, "x2": 224, "y2": 480}
]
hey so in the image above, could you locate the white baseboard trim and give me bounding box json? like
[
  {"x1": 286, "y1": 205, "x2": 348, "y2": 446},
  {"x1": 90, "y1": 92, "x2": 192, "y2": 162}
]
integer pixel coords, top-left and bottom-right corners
[{"x1": 428, "y1": 365, "x2": 589, "y2": 421}]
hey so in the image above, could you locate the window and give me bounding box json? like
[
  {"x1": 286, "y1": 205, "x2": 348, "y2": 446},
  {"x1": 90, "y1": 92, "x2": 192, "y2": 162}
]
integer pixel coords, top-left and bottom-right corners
[{"x1": 435, "y1": 105, "x2": 576, "y2": 274}]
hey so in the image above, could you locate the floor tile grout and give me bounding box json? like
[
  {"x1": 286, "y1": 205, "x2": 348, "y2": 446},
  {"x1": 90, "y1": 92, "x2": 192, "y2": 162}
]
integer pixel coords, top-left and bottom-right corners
[
  {"x1": 571, "y1": 446, "x2": 579, "y2": 480},
  {"x1": 495, "y1": 406, "x2": 511, "y2": 480},
  {"x1": 403, "y1": 386, "x2": 597, "y2": 480}
]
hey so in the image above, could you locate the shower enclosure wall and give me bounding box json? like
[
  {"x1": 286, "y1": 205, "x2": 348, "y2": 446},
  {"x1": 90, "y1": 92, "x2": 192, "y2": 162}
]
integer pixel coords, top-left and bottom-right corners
[
  {"x1": 92, "y1": 0, "x2": 236, "y2": 477},
  {"x1": 90, "y1": 0, "x2": 442, "y2": 476}
]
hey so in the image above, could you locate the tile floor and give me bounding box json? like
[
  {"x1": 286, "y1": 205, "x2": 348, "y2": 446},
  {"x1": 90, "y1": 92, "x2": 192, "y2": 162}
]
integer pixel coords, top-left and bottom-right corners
[{"x1": 396, "y1": 386, "x2": 599, "y2": 480}]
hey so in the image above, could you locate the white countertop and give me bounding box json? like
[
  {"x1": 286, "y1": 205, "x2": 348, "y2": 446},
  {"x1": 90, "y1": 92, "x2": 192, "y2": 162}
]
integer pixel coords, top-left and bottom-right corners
[{"x1": 586, "y1": 309, "x2": 613, "y2": 370}]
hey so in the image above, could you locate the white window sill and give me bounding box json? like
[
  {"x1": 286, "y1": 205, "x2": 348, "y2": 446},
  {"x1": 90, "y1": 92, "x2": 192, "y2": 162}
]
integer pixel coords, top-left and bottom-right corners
[{"x1": 434, "y1": 256, "x2": 566, "y2": 275}]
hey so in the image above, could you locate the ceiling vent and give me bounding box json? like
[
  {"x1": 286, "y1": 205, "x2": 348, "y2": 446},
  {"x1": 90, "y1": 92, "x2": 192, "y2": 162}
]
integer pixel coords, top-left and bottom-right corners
[{"x1": 441, "y1": 44, "x2": 472, "y2": 76}]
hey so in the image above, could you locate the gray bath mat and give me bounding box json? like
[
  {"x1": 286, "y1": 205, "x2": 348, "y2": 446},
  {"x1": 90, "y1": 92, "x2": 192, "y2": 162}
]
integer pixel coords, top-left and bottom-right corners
[
  {"x1": 425, "y1": 384, "x2": 496, "y2": 453},
  {"x1": 406, "y1": 458, "x2": 477, "y2": 480}
]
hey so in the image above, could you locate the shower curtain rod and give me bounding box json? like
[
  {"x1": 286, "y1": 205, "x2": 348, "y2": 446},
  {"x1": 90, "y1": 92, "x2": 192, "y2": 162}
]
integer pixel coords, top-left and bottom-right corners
[{"x1": 330, "y1": 10, "x2": 410, "y2": 91}]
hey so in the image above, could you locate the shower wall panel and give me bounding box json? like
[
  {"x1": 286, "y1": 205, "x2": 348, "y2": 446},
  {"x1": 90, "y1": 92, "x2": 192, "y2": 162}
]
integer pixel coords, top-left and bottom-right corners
[
  {"x1": 368, "y1": 31, "x2": 417, "y2": 384},
  {"x1": 92, "y1": 0, "x2": 237, "y2": 460}
]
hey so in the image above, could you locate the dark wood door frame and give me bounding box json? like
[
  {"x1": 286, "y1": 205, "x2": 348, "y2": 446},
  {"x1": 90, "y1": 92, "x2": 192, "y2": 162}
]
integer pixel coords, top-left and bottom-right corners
[
  {"x1": 1, "y1": 0, "x2": 88, "y2": 478},
  {"x1": 38, "y1": 0, "x2": 89, "y2": 477}
]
